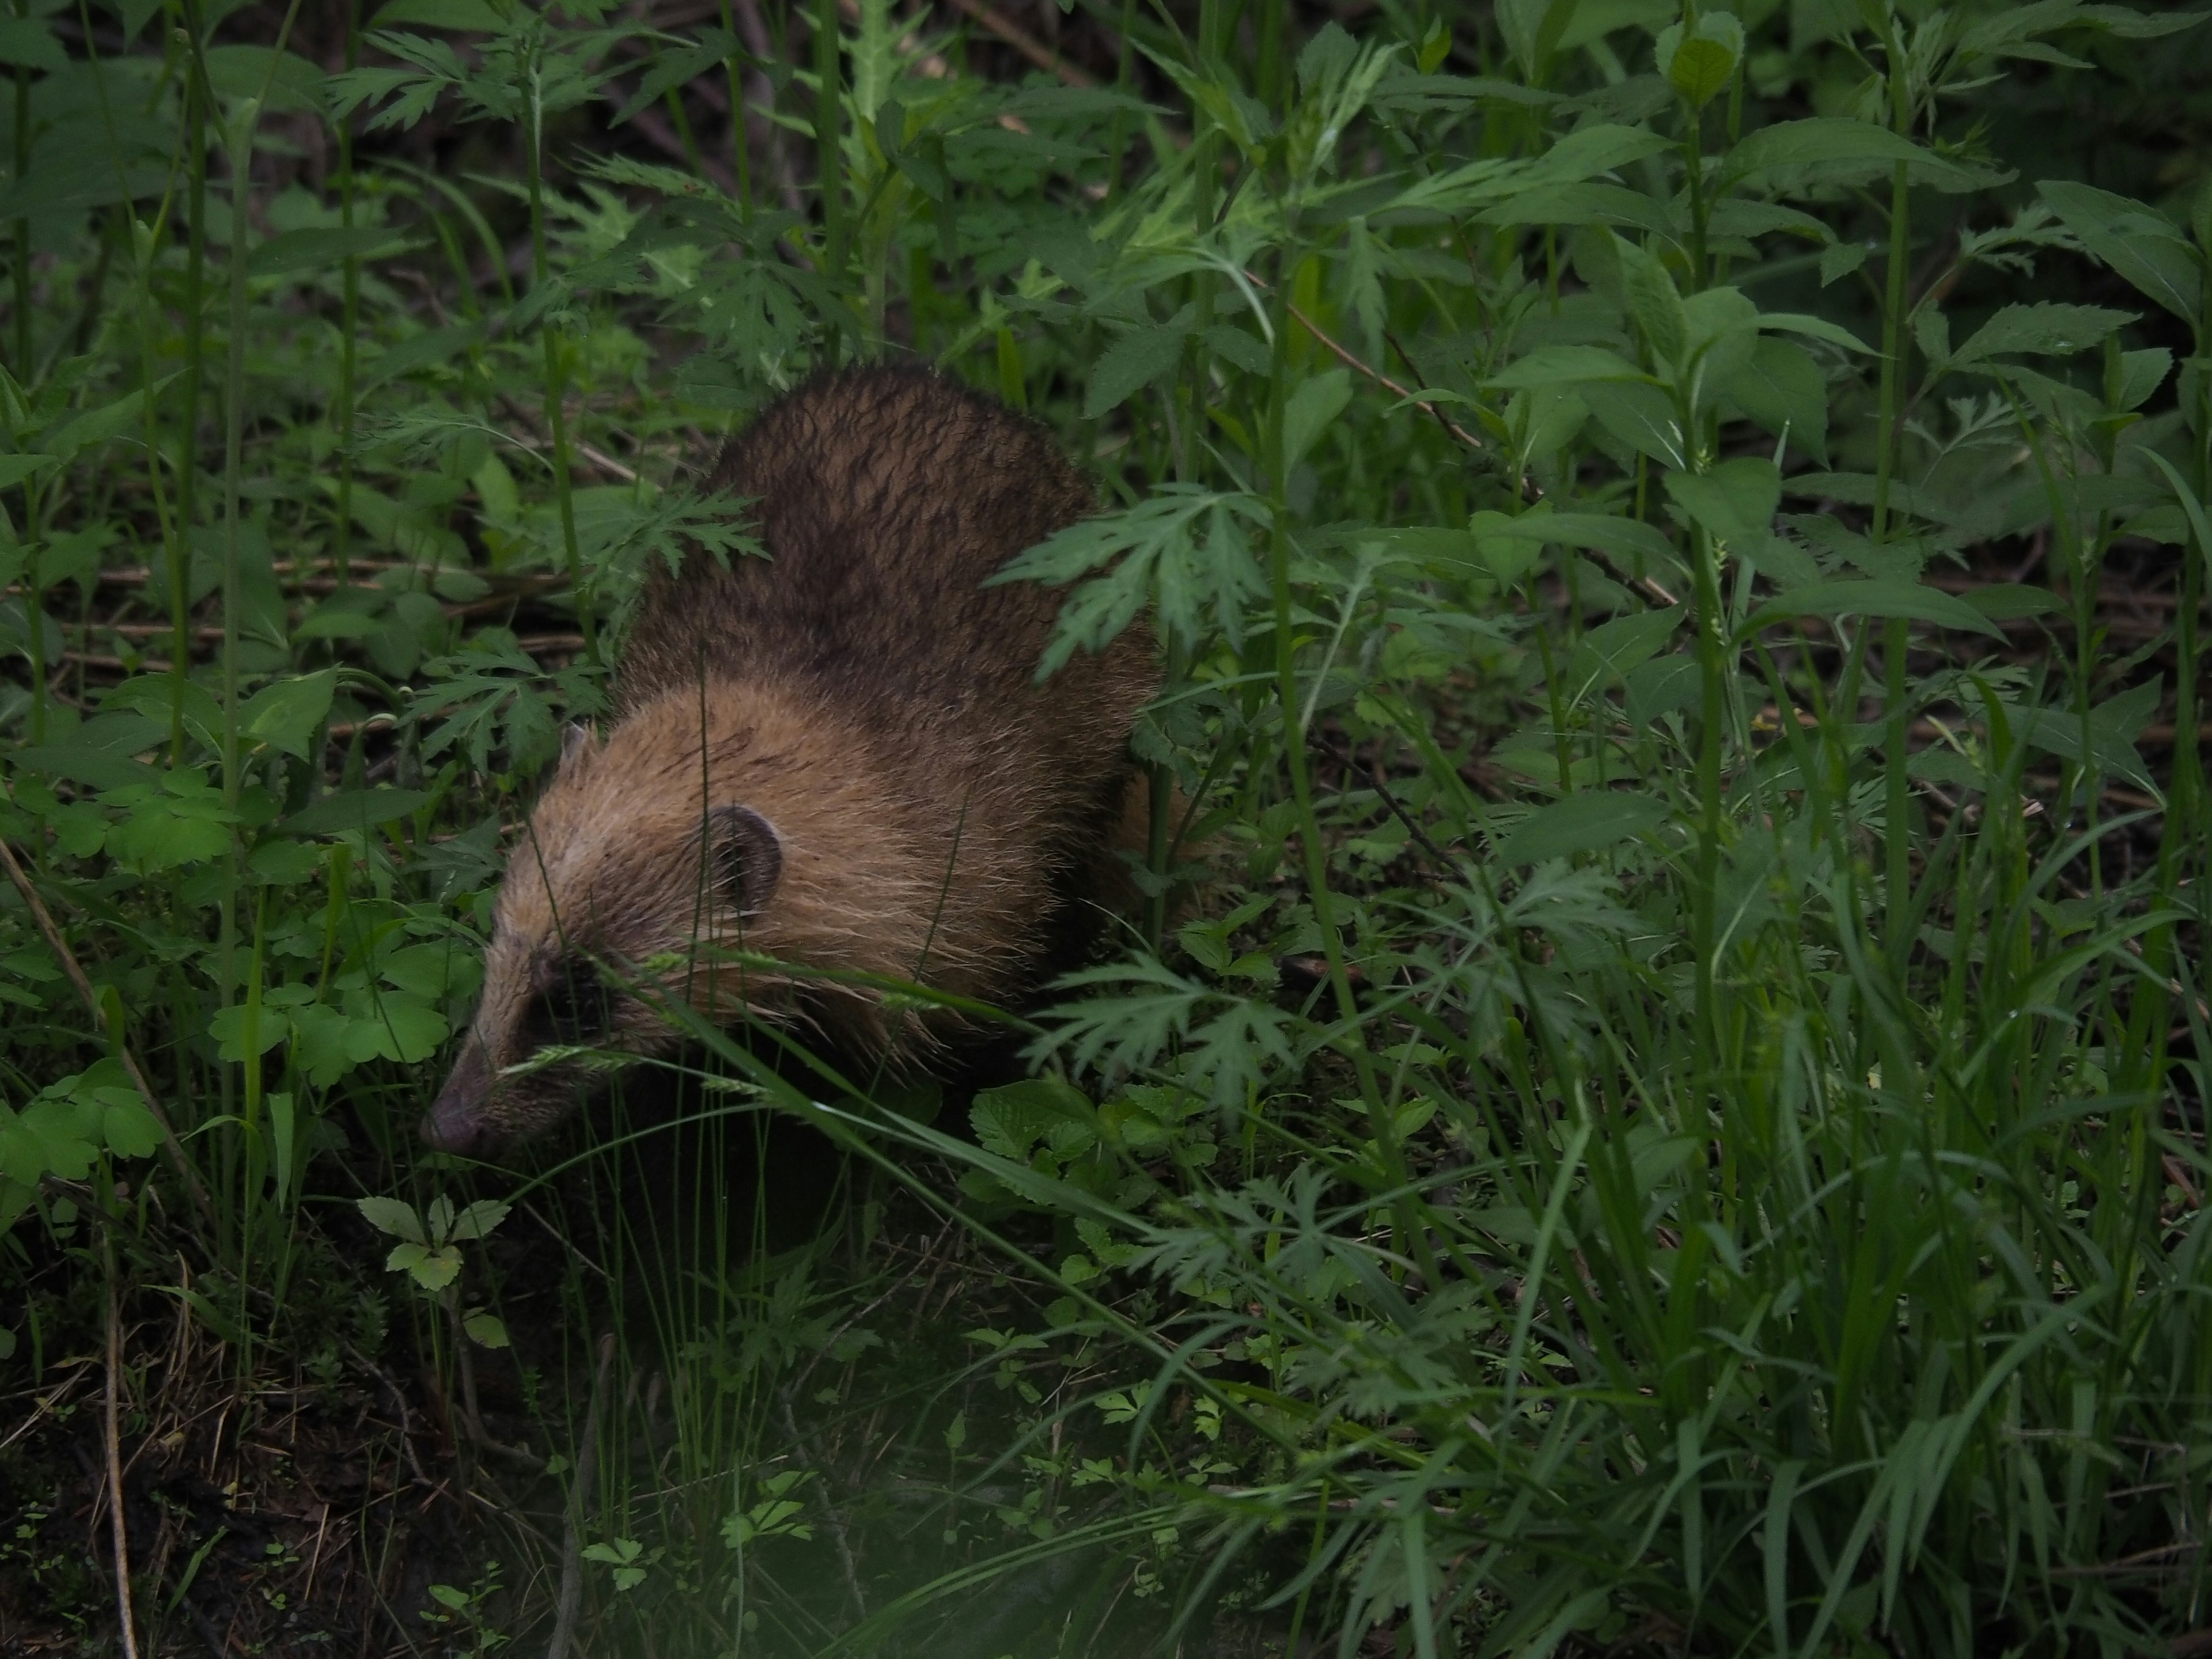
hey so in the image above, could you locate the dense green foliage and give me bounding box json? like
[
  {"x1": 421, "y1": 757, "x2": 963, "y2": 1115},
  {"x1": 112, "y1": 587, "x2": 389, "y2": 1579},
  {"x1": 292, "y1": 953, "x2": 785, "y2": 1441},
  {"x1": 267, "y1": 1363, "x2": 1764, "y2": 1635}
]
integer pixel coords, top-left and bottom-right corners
[{"x1": 2, "y1": 0, "x2": 2210, "y2": 1653}]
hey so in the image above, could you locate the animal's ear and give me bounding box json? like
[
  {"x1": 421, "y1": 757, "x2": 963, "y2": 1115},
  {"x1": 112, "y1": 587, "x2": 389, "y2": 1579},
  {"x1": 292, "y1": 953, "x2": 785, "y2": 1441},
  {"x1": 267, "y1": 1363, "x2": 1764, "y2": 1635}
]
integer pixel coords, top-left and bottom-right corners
[
  {"x1": 558, "y1": 721, "x2": 597, "y2": 775},
  {"x1": 709, "y1": 805, "x2": 783, "y2": 918}
]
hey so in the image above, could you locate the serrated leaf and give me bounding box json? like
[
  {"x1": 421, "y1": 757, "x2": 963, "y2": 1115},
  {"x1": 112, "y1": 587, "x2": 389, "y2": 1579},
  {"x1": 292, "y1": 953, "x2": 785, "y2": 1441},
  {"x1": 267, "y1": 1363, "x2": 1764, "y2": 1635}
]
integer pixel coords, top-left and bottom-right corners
[
  {"x1": 240, "y1": 669, "x2": 337, "y2": 760},
  {"x1": 1741, "y1": 579, "x2": 2003, "y2": 639},
  {"x1": 1722, "y1": 336, "x2": 1828, "y2": 462},
  {"x1": 249, "y1": 225, "x2": 421, "y2": 279},
  {"x1": 449, "y1": 1198, "x2": 510, "y2": 1241},
  {"x1": 1582, "y1": 381, "x2": 1688, "y2": 468},
  {"x1": 1283, "y1": 369, "x2": 1351, "y2": 472},
  {"x1": 463, "y1": 1310, "x2": 511, "y2": 1348},
  {"x1": 1951, "y1": 301, "x2": 2136, "y2": 365},
  {"x1": 1657, "y1": 13, "x2": 1743, "y2": 108},
  {"x1": 1569, "y1": 605, "x2": 1684, "y2": 688},
  {"x1": 2039, "y1": 180, "x2": 2202, "y2": 327},
  {"x1": 1474, "y1": 510, "x2": 1681, "y2": 578},
  {"x1": 1084, "y1": 321, "x2": 1192, "y2": 419},
  {"x1": 1665, "y1": 457, "x2": 1781, "y2": 547},
  {"x1": 357, "y1": 1195, "x2": 426, "y2": 1244},
  {"x1": 388, "y1": 1240, "x2": 461, "y2": 1293},
  {"x1": 283, "y1": 787, "x2": 435, "y2": 837},
  {"x1": 1497, "y1": 791, "x2": 1669, "y2": 865},
  {"x1": 1726, "y1": 118, "x2": 2002, "y2": 195}
]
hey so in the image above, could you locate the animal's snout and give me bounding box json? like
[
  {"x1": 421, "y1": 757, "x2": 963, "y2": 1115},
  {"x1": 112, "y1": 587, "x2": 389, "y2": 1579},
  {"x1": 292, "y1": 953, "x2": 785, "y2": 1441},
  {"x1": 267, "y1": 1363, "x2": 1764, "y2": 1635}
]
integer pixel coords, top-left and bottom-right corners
[{"x1": 422, "y1": 1038, "x2": 494, "y2": 1156}]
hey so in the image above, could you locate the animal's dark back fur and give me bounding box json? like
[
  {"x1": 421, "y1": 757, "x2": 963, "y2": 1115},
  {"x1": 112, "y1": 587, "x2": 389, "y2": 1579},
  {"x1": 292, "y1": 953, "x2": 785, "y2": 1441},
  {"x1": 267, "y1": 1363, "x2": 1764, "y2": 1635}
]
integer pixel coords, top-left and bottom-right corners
[{"x1": 619, "y1": 366, "x2": 1110, "y2": 733}]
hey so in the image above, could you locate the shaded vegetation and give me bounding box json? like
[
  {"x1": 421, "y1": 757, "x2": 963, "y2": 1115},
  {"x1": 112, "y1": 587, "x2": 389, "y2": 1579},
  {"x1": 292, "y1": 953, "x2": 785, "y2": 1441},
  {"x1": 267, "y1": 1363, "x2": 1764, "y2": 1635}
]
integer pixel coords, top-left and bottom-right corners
[{"x1": 2, "y1": 0, "x2": 2211, "y2": 1654}]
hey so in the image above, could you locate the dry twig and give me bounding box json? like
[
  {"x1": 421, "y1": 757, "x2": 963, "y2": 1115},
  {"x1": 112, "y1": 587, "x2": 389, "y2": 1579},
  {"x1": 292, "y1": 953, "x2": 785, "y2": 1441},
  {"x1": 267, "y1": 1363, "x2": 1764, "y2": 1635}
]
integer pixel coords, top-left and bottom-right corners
[{"x1": 939, "y1": 0, "x2": 1096, "y2": 86}]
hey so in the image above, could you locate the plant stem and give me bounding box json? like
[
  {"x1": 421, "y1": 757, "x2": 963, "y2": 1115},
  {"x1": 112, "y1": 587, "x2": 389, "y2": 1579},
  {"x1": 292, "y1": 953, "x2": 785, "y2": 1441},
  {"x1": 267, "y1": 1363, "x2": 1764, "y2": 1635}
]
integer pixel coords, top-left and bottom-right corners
[
  {"x1": 1264, "y1": 244, "x2": 1437, "y2": 1290},
  {"x1": 335, "y1": 0, "x2": 358, "y2": 590},
  {"x1": 813, "y1": 0, "x2": 843, "y2": 358},
  {"x1": 525, "y1": 43, "x2": 595, "y2": 668},
  {"x1": 1873, "y1": 26, "x2": 1912, "y2": 965}
]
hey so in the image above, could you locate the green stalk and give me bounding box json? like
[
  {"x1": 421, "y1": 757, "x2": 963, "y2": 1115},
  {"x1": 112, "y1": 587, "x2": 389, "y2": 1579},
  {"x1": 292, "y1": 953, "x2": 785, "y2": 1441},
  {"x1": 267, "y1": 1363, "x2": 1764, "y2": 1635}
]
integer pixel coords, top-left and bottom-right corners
[
  {"x1": 335, "y1": 0, "x2": 358, "y2": 590},
  {"x1": 813, "y1": 0, "x2": 844, "y2": 357},
  {"x1": 525, "y1": 46, "x2": 596, "y2": 668},
  {"x1": 78, "y1": 1, "x2": 187, "y2": 759},
  {"x1": 217, "y1": 108, "x2": 252, "y2": 900},
  {"x1": 179, "y1": 0, "x2": 208, "y2": 634},
  {"x1": 12, "y1": 0, "x2": 34, "y2": 748},
  {"x1": 12, "y1": 0, "x2": 29, "y2": 382},
  {"x1": 718, "y1": 1, "x2": 753, "y2": 211},
  {"x1": 1872, "y1": 24, "x2": 1912, "y2": 964},
  {"x1": 1263, "y1": 244, "x2": 1437, "y2": 1290},
  {"x1": 1688, "y1": 518, "x2": 1725, "y2": 1112},
  {"x1": 1147, "y1": 0, "x2": 1226, "y2": 946}
]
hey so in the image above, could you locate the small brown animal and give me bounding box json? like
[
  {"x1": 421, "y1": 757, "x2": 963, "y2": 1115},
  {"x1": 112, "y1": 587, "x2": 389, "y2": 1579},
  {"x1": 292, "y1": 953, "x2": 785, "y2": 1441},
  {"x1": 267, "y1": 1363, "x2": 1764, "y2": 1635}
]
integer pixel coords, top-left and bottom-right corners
[{"x1": 424, "y1": 368, "x2": 1157, "y2": 1154}]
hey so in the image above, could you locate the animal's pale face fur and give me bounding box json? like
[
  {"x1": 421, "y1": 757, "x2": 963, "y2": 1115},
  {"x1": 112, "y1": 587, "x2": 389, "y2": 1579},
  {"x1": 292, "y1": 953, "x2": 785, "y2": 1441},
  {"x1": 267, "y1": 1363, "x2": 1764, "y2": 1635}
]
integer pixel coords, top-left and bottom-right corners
[
  {"x1": 424, "y1": 683, "x2": 982, "y2": 1156},
  {"x1": 423, "y1": 716, "x2": 787, "y2": 1154}
]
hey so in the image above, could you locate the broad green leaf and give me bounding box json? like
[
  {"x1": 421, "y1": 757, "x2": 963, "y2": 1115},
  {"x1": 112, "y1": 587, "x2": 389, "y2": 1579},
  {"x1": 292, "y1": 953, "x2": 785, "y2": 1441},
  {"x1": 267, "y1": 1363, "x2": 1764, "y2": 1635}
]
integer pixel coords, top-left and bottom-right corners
[
  {"x1": 1754, "y1": 312, "x2": 1875, "y2": 354},
  {"x1": 0, "y1": 18, "x2": 63, "y2": 71},
  {"x1": 2113, "y1": 347, "x2": 2173, "y2": 412},
  {"x1": 1495, "y1": 0, "x2": 1579, "y2": 81},
  {"x1": 388, "y1": 1240, "x2": 461, "y2": 1293},
  {"x1": 1522, "y1": 122, "x2": 1675, "y2": 187},
  {"x1": 1741, "y1": 579, "x2": 2004, "y2": 639},
  {"x1": 1624, "y1": 245, "x2": 1689, "y2": 366},
  {"x1": 1951, "y1": 302, "x2": 2136, "y2": 365},
  {"x1": 1497, "y1": 791, "x2": 1669, "y2": 865},
  {"x1": 370, "y1": 0, "x2": 506, "y2": 24},
  {"x1": 464, "y1": 1311, "x2": 511, "y2": 1348},
  {"x1": 449, "y1": 1198, "x2": 510, "y2": 1241},
  {"x1": 1084, "y1": 321, "x2": 1191, "y2": 419},
  {"x1": 204, "y1": 44, "x2": 327, "y2": 115},
  {"x1": 356, "y1": 1194, "x2": 426, "y2": 1244},
  {"x1": 1582, "y1": 380, "x2": 1688, "y2": 468},
  {"x1": 1626, "y1": 653, "x2": 1700, "y2": 727},
  {"x1": 1569, "y1": 605, "x2": 1683, "y2": 687},
  {"x1": 2010, "y1": 681, "x2": 2162, "y2": 790},
  {"x1": 249, "y1": 225, "x2": 421, "y2": 278},
  {"x1": 241, "y1": 668, "x2": 337, "y2": 759},
  {"x1": 1480, "y1": 182, "x2": 1678, "y2": 234},
  {"x1": 1656, "y1": 12, "x2": 1743, "y2": 108},
  {"x1": 1283, "y1": 369, "x2": 1352, "y2": 472},
  {"x1": 344, "y1": 992, "x2": 448, "y2": 1064},
  {"x1": 209, "y1": 1002, "x2": 289, "y2": 1061},
  {"x1": 0, "y1": 153, "x2": 166, "y2": 222},
  {"x1": 0, "y1": 453, "x2": 59, "y2": 490},
  {"x1": 2038, "y1": 180, "x2": 2202, "y2": 327},
  {"x1": 1486, "y1": 344, "x2": 1649, "y2": 391},
  {"x1": 1474, "y1": 510, "x2": 1680, "y2": 577},
  {"x1": 9, "y1": 736, "x2": 160, "y2": 792},
  {"x1": 1726, "y1": 118, "x2": 2003, "y2": 195},
  {"x1": 283, "y1": 787, "x2": 435, "y2": 836},
  {"x1": 1665, "y1": 457, "x2": 1781, "y2": 547},
  {"x1": 1961, "y1": 584, "x2": 2062, "y2": 620},
  {"x1": 40, "y1": 374, "x2": 181, "y2": 462},
  {"x1": 1722, "y1": 336, "x2": 1828, "y2": 461}
]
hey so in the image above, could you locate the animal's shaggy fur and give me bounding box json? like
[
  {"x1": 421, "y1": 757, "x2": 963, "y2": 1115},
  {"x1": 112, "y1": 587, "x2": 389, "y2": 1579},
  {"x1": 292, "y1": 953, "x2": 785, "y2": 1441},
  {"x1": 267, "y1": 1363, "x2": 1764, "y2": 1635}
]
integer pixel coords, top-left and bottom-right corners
[{"x1": 426, "y1": 367, "x2": 1158, "y2": 1153}]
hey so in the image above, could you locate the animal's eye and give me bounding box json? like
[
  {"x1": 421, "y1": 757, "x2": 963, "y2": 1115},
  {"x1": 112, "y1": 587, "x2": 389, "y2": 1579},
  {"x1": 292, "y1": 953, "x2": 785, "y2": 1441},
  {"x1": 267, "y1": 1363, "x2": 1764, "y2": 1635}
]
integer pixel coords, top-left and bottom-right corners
[{"x1": 527, "y1": 960, "x2": 608, "y2": 1047}]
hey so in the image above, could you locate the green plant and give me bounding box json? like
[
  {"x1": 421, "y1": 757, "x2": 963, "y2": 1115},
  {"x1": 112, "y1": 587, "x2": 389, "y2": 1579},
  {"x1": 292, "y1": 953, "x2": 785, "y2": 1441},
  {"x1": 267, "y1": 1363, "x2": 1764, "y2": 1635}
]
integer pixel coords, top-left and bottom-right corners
[{"x1": 1, "y1": 0, "x2": 2208, "y2": 1653}]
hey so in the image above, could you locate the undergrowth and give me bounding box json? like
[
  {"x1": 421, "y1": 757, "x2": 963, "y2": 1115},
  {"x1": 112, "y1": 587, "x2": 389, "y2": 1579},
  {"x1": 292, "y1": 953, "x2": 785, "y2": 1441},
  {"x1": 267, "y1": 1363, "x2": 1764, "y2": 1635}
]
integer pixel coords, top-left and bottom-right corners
[{"x1": 2, "y1": 0, "x2": 2210, "y2": 1654}]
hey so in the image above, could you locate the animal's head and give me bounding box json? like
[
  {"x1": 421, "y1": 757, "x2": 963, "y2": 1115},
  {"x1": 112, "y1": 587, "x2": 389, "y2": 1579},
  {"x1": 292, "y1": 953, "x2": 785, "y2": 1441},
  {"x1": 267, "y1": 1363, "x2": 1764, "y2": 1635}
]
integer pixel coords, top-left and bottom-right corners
[{"x1": 422, "y1": 722, "x2": 785, "y2": 1156}]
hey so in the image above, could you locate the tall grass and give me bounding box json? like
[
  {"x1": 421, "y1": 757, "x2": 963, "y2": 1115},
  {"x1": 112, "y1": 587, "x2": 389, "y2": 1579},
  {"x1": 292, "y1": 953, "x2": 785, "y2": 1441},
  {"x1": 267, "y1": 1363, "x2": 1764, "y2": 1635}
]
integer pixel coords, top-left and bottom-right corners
[{"x1": 0, "y1": 1, "x2": 2207, "y2": 1654}]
